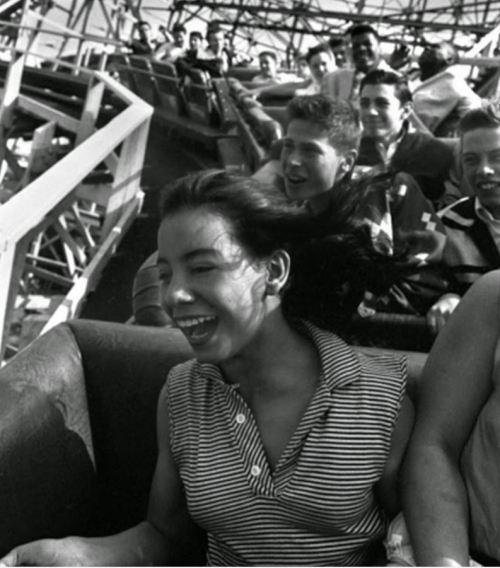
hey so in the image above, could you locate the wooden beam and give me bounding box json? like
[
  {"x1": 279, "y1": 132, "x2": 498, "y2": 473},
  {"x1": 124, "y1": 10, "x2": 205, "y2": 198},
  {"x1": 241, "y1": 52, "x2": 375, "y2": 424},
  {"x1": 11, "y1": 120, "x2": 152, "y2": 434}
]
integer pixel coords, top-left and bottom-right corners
[
  {"x1": 0, "y1": 100, "x2": 152, "y2": 244},
  {"x1": 42, "y1": 193, "x2": 143, "y2": 333}
]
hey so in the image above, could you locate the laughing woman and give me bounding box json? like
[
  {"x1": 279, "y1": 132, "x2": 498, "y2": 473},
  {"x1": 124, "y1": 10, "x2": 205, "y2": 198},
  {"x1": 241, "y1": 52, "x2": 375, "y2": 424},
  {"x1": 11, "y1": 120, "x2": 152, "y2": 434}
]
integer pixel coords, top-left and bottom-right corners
[{"x1": 0, "y1": 170, "x2": 412, "y2": 566}]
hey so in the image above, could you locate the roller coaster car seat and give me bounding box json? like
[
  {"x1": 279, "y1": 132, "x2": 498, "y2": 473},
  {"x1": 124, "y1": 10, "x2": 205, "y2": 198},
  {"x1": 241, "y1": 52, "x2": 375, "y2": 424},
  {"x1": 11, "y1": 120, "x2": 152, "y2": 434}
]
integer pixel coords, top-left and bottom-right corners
[
  {"x1": 107, "y1": 53, "x2": 137, "y2": 93},
  {"x1": 182, "y1": 68, "x2": 219, "y2": 126},
  {"x1": 0, "y1": 319, "x2": 207, "y2": 563},
  {"x1": 128, "y1": 56, "x2": 157, "y2": 105},
  {"x1": 150, "y1": 60, "x2": 184, "y2": 115}
]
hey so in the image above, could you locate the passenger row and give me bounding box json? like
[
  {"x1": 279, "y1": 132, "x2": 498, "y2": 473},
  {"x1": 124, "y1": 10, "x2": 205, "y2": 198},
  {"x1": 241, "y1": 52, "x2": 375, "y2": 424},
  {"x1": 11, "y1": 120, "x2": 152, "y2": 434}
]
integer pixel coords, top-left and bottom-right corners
[
  {"x1": 132, "y1": 88, "x2": 499, "y2": 348},
  {"x1": 115, "y1": 20, "x2": 497, "y2": 349}
]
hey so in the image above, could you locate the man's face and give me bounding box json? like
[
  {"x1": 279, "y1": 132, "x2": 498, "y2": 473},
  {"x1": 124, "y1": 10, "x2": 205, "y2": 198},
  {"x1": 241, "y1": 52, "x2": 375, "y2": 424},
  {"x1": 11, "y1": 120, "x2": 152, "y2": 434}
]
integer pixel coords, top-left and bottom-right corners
[
  {"x1": 208, "y1": 30, "x2": 225, "y2": 54},
  {"x1": 189, "y1": 34, "x2": 202, "y2": 50},
  {"x1": 332, "y1": 45, "x2": 348, "y2": 68},
  {"x1": 281, "y1": 118, "x2": 346, "y2": 202},
  {"x1": 139, "y1": 23, "x2": 154, "y2": 43},
  {"x1": 296, "y1": 57, "x2": 311, "y2": 79},
  {"x1": 462, "y1": 126, "x2": 500, "y2": 219},
  {"x1": 308, "y1": 51, "x2": 335, "y2": 83},
  {"x1": 173, "y1": 30, "x2": 186, "y2": 47},
  {"x1": 259, "y1": 54, "x2": 277, "y2": 79},
  {"x1": 351, "y1": 32, "x2": 381, "y2": 73},
  {"x1": 359, "y1": 83, "x2": 409, "y2": 142}
]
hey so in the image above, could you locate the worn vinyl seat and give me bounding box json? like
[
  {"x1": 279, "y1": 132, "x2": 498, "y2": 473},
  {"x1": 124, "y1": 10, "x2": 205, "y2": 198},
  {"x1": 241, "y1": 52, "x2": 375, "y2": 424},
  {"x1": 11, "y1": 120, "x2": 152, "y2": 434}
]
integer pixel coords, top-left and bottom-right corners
[{"x1": 0, "y1": 318, "x2": 205, "y2": 563}]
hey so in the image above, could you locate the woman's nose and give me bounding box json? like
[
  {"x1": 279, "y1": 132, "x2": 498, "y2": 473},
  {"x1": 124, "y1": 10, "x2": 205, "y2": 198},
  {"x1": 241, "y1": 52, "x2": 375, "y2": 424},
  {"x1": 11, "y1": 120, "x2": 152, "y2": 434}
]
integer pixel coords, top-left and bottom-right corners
[{"x1": 163, "y1": 276, "x2": 195, "y2": 307}]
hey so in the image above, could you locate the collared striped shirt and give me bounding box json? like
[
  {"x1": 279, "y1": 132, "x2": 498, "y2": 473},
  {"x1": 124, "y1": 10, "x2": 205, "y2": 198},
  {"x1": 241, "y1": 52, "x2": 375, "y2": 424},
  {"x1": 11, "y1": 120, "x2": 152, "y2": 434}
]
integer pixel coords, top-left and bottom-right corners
[{"x1": 166, "y1": 322, "x2": 406, "y2": 566}]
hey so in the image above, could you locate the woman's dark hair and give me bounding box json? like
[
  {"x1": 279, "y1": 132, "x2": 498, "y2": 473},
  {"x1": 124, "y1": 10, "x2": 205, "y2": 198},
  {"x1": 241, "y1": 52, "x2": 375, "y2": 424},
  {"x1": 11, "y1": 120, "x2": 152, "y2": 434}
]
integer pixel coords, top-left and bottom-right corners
[
  {"x1": 160, "y1": 169, "x2": 396, "y2": 332},
  {"x1": 160, "y1": 169, "x2": 308, "y2": 259}
]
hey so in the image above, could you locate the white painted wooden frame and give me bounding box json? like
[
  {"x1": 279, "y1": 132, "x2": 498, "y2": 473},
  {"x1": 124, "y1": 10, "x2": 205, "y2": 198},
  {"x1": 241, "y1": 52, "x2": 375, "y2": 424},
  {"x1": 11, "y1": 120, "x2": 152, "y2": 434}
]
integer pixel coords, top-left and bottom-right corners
[{"x1": 0, "y1": 65, "x2": 152, "y2": 360}]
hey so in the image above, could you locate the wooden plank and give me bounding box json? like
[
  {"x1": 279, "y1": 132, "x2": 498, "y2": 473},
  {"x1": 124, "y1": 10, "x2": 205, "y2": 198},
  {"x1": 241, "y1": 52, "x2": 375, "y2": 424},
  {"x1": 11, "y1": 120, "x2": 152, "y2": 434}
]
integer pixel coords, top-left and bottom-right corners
[
  {"x1": 24, "y1": 264, "x2": 74, "y2": 287},
  {"x1": 42, "y1": 193, "x2": 143, "y2": 332},
  {"x1": 0, "y1": 101, "x2": 152, "y2": 243},
  {"x1": 0, "y1": 236, "x2": 29, "y2": 361},
  {"x1": 17, "y1": 120, "x2": 56, "y2": 189},
  {"x1": 75, "y1": 77, "x2": 105, "y2": 145},
  {"x1": 101, "y1": 119, "x2": 150, "y2": 236},
  {"x1": 17, "y1": 94, "x2": 80, "y2": 133}
]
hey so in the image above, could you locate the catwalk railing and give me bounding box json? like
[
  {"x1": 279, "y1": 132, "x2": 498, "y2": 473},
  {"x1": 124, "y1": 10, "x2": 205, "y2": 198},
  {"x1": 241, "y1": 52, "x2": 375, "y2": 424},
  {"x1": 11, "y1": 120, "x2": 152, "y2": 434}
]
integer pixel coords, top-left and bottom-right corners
[{"x1": 0, "y1": 56, "x2": 153, "y2": 362}]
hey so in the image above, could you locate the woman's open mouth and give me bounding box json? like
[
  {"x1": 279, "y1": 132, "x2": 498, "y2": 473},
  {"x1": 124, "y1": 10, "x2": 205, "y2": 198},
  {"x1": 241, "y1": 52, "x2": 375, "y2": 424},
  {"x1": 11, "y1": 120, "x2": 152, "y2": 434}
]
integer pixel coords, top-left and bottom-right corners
[{"x1": 175, "y1": 315, "x2": 218, "y2": 345}]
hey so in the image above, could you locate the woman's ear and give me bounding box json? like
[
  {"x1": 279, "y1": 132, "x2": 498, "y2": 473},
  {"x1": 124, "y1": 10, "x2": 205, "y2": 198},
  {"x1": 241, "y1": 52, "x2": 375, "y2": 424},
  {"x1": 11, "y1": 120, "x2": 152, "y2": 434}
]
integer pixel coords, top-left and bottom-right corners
[
  {"x1": 265, "y1": 249, "x2": 291, "y2": 296},
  {"x1": 335, "y1": 148, "x2": 358, "y2": 182}
]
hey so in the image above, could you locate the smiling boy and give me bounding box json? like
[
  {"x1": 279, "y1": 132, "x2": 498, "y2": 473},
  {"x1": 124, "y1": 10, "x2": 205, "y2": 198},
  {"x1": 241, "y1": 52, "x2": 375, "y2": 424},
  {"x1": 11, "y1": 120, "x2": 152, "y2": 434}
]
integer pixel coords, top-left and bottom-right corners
[
  {"x1": 281, "y1": 94, "x2": 447, "y2": 316},
  {"x1": 357, "y1": 69, "x2": 457, "y2": 207},
  {"x1": 427, "y1": 101, "x2": 500, "y2": 332}
]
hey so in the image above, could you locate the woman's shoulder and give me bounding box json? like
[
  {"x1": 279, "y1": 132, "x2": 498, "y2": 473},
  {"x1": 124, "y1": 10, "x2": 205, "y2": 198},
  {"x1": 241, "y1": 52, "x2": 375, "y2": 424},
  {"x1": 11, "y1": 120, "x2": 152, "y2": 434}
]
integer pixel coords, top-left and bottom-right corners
[
  {"x1": 356, "y1": 348, "x2": 407, "y2": 388},
  {"x1": 166, "y1": 358, "x2": 200, "y2": 386},
  {"x1": 303, "y1": 322, "x2": 407, "y2": 392},
  {"x1": 167, "y1": 358, "x2": 224, "y2": 392}
]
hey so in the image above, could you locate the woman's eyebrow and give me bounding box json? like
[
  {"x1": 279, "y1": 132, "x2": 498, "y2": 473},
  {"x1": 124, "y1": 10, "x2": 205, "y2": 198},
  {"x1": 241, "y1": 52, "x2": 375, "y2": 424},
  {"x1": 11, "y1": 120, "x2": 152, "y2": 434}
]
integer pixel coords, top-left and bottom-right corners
[{"x1": 184, "y1": 248, "x2": 219, "y2": 261}]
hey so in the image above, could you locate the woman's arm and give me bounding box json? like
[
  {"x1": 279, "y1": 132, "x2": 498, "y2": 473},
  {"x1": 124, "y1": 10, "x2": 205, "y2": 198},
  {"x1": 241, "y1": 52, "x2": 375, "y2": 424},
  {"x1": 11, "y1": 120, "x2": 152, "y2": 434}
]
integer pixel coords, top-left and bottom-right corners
[
  {"x1": 375, "y1": 395, "x2": 415, "y2": 518},
  {"x1": 0, "y1": 384, "x2": 201, "y2": 566},
  {"x1": 402, "y1": 271, "x2": 499, "y2": 566}
]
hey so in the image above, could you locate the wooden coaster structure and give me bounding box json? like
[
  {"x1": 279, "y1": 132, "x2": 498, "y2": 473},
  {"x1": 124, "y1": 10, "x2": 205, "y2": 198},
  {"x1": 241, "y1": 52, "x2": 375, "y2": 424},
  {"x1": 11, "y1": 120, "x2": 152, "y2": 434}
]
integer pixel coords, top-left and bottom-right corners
[{"x1": 0, "y1": 1, "x2": 152, "y2": 362}]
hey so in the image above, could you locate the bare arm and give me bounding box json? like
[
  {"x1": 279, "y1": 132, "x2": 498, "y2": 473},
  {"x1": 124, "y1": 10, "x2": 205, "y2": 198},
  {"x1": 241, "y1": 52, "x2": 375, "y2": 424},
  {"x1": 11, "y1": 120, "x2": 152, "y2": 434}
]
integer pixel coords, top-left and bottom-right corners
[
  {"x1": 402, "y1": 271, "x2": 499, "y2": 565},
  {"x1": 375, "y1": 395, "x2": 414, "y2": 519},
  {"x1": 255, "y1": 78, "x2": 311, "y2": 100},
  {"x1": 0, "y1": 384, "x2": 201, "y2": 566}
]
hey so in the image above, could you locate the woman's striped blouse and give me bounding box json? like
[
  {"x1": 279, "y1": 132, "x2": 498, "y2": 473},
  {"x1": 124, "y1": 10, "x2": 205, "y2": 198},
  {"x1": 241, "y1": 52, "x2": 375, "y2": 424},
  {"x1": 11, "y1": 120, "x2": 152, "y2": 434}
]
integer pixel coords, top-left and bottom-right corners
[{"x1": 165, "y1": 321, "x2": 407, "y2": 566}]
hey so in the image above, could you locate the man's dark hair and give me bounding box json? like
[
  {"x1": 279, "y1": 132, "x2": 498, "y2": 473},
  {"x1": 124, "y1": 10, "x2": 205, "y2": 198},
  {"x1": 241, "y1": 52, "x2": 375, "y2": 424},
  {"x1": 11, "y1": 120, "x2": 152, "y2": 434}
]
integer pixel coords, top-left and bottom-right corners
[
  {"x1": 347, "y1": 23, "x2": 379, "y2": 40},
  {"x1": 259, "y1": 50, "x2": 278, "y2": 62},
  {"x1": 189, "y1": 31, "x2": 203, "y2": 40},
  {"x1": 329, "y1": 36, "x2": 345, "y2": 49},
  {"x1": 459, "y1": 99, "x2": 500, "y2": 136},
  {"x1": 286, "y1": 94, "x2": 362, "y2": 153},
  {"x1": 305, "y1": 43, "x2": 333, "y2": 63},
  {"x1": 360, "y1": 69, "x2": 413, "y2": 105},
  {"x1": 172, "y1": 22, "x2": 186, "y2": 33}
]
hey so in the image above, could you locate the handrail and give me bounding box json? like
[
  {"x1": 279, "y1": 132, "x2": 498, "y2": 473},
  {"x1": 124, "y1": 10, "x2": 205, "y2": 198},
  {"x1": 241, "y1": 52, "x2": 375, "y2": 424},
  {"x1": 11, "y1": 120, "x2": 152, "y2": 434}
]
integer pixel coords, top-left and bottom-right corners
[{"x1": 0, "y1": 61, "x2": 153, "y2": 362}]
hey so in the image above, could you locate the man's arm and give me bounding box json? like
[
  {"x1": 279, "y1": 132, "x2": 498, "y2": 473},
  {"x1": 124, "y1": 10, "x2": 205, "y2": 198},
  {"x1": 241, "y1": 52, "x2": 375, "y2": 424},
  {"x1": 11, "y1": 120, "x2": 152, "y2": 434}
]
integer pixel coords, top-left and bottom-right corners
[{"x1": 402, "y1": 271, "x2": 498, "y2": 565}]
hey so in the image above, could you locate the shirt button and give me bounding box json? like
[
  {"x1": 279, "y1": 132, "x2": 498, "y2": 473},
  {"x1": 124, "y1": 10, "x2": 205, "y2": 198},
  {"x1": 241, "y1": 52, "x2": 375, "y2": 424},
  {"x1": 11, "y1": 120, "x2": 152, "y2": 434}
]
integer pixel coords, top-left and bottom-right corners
[
  {"x1": 235, "y1": 413, "x2": 246, "y2": 424},
  {"x1": 251, "y1": 465, "x2": 261, "y2": 476}
]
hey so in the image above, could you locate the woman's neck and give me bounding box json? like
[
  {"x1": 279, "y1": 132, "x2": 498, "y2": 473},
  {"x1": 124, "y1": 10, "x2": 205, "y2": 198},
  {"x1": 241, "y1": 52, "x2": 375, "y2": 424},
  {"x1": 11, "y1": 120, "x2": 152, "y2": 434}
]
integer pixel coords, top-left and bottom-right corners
[{"x1": 220, "y1": 312, "x2": 320, "y2": 395}]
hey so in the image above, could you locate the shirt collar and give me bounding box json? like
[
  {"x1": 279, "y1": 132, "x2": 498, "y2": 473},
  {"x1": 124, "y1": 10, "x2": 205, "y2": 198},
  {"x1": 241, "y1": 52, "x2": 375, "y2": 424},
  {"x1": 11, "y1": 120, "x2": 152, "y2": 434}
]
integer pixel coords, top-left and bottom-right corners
[
  {"x1": 197, "y1": 321, "x2": 360, "y2": 393},
  {"x1": 475, "y1": 197, "x2": 500, "y2": 227}
]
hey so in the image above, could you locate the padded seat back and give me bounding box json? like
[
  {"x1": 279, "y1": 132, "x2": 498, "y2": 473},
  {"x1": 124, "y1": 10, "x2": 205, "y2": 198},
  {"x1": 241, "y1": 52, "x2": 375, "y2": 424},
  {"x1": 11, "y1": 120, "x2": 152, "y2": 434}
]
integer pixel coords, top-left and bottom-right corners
[
  {"x1": 150, "y1": 60, "x2": 183, "y2": 114},
  {"x1": 107, "y1": 53, "x2": 137, "y2": 92},
  {"x1": 129, "y1": 56, "x2": 156, "y2": 104},
  {"x1": 183, "y1": 68, "x2": 215, "y2": 125},
  {"x1": 0, "y1": 319, "x2": 192, "y2": 554}
]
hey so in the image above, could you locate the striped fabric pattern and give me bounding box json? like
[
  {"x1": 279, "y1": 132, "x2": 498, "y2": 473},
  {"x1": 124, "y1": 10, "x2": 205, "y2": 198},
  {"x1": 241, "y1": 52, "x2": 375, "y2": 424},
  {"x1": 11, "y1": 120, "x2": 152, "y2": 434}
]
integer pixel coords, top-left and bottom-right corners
[
  {"x1": 440, "y1": 196, "x2": 500, "y2": 294},
  {"x1": 166, "y1": 322, "x2": 406, "y2": 566}
]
